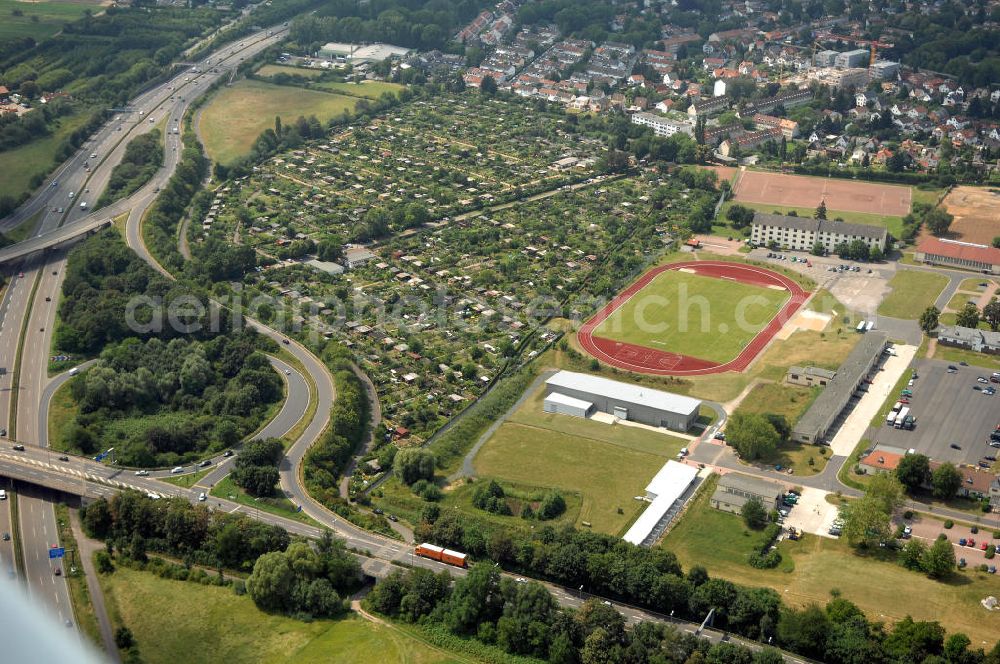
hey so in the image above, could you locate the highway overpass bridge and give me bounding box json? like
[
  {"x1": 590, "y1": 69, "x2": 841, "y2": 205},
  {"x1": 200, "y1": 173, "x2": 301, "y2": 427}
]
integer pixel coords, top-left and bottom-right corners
[{"x1": 0, "y1": 216, "x2": 111, "y2": 266}]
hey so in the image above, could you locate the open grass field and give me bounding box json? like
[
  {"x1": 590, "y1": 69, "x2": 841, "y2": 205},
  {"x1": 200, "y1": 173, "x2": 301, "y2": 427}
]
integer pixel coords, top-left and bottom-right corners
[
  {"x1": 100, "y1": 566, "x2": 470, "y2": 664},
  {"x1": 0, "y1": 0, "x2": 105, "y2": 42},
  {"x1": 733, "y1": 170, "x2": 912, "y2": 217},
  {"x1": 592, "y1": 269, "x2": 790, "y2": 364},
  {"x1": 718, "y1": 200, "x2": 904, "y2": 238},
  {"x1": 473, "y1": 421, "x2": 664, "y2": 534},
  {"x1": 199, "y1": 80, "x2": 358, "y2": 165},
  {"x1": 877, "y1": 270, "x2": 949, "y2": 319},
  {"x1": 312, "y1": 80, "x2": 406, "y2": 99},
  {"x1": 0, "y1": 109, "x2": 94, "y2": 200},
  {"x1": 662, "y1": 478, "x2": 1000, "y2": 644}
]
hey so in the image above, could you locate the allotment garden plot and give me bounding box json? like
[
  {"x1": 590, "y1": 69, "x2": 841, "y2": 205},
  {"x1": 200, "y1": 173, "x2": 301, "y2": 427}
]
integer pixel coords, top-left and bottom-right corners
[
  {"x1": 581, "y1": 261, "x2": 808, "y2": 375},
  {"x1": 214, "y1": 171, "x2": 708, "y2": 446}
]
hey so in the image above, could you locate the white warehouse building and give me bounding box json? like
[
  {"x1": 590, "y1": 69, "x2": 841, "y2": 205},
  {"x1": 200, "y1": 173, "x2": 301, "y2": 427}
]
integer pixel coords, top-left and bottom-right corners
[
  {"x1": 623, "y1": 461, "x2": 699, "y2": 546},
  {"x1": 543, "y1": 370, "x2": 702, "y2": 432}
]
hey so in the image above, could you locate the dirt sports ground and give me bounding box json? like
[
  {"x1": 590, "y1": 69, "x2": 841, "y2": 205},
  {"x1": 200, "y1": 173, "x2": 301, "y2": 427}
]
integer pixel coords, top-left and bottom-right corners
[
  {"x1": 578, "y1": 261, "x2": 809, "y2": 376},
  {"x1": 940, "y1": 186, "x2": 1000, "y2": 245},
  {"x1": 732, "y1": 170, "x2": 912, "y2": 216}
]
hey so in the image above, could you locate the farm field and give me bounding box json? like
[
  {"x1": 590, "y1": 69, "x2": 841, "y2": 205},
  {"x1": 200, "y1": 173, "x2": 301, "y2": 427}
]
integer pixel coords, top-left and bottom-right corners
[
  {"x1": 0, "y1": 109, "x2": 94, "y2": 200},
  {"x1": 940, "y1": 186, "x2": 1000, "y2": 245},
  {"x1": 733, "y1": 170, "x2": 912, "y2": 216},
  {"x1": 99, "y1": 566, "x2": 468, "y2": 664},
  {"x1": 312, "y1": 80, "x2": 407, "y2": 98},
  {"x1": 877, "y1": 270, "x2": 949, "y2": 319},
  {"x1": 662, "y1": 478, "x2": 1000, "y2": 644},
  {"x1": 198, "y1": 80, "x2": 359, "y2": 164},
  {"x1": 473, "y1": 421, "x2": 664, "y2": 534},
  {"x1": 719, "y1": 199, "x2": 903, "y2": 238},
  {"x1": 592, "y1": 269, "x2": 790, "y2": 364},
  {"x1": 0, "y1": 0, "x2": 106, "y2": 42}
]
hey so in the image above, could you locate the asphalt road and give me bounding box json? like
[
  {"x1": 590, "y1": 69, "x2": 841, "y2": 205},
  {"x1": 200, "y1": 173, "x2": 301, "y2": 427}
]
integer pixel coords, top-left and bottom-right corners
[
  {"x1": 17, "y1": 484, "x2": 75, "y2": 633},
  {"x1": 0, "y1": 483, "x2": 15, "y2": 581},
  {"x1": 0, "y1": 27, "x2": 289, "y2": 266}
]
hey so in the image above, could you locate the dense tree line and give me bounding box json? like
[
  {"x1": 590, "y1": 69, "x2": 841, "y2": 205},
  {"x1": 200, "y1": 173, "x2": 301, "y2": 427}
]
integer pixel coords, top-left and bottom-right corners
[
  {"x1": 144, "y1": 126, "x2": 209, "y2": 274},
  {"x1": 56, "y1": 231, "x2": 215, "y2": 354},
  {"x1": 80, "y1": 491, "x2": 290, "y2": 572},
  {"x1": 65, "y1": 331, "x2": 282, "y2": 466},
  {"x1": 246, "y1": 532, "x2": 361, "y2": 620},
  {"x1": 96, "y1": 130, "x2": 164, "y2": 208},
  {"x1": 303, "y1": 366, "x2": 370, "y2": 505},
  {"x1": 288, "y1": 0, "x2": 490, "y2": 53},
  {"x1": 368, "y1": 561, "x2": 1000, "y2": 664}
]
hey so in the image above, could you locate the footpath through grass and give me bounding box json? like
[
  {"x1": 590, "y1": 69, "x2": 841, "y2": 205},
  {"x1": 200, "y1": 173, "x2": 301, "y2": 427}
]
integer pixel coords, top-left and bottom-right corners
[
  {"x1": 661, "y1": 475, "x2": 1000, "y2": 643},
  {"x1": 877, "y1": 270, "x2": 949, "y2": 319},
  {"x1": 99, "y1": 565, "x2": 470, "y2": 664}
]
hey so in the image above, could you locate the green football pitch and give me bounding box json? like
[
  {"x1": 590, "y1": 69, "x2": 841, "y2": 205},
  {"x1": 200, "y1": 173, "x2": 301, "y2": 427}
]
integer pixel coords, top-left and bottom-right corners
[{"x1": 592, "y1": 269, "x2": 790, "y2": 364}]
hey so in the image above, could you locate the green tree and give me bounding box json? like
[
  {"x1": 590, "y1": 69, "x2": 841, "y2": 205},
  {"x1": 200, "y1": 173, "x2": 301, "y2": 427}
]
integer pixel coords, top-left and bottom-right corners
[
  {"x1": 993, "y1": 237, "x2": 1000, "y2": 249},
  {"x1": 776, "y1": 604, "x2": 830, "y2": 658},
  {"x1": 955, "y1": 303, "x2": 981, "y2": 329},
  {"x1": 984, "y1": 298, "x2": 1000, "y2": 331},
  {"x1": 898, "y1": 538, "x2": 928, "y2": 570},
  {"x1": 869, "y1": 245, "x2": 883, "y2": 262},
  {"x1": 895, "y1": 453, "x2": 931, "y2": 491},
  {"x1": 919, "y1": 306, "x2": 940, "y2": 333},
  {"x1": 394, "y1": 448, "x2": 436, "y2": 485},
  {"x1": 811, "y1": 241, "x2": 826, "y2": 256},
  {"x1": 922, "y1": 536, "x2": 956, "y2": 579},
  {"x1": 841, "y1": 495, "x2": 891, "y2": 548},
  {"x1": 924, "y1": 208, "x2": 954, "y2": 236},
  {"x1": 726, "y1": 204, "x2": 755, "y2": 228},
  {"x1": 443, "y1": 563, "x2": 502, "y2": 635},
  {"x1": 246, "y1": 550, "x2": 294, "y2": 612},
  {"x1": 931, "y1": 463, "x2": 963, "y2": 499},
  {"x1": 866, "y1": 473, "x2": 905, "y2": 514},
  {"x1": 741, "y1": 496, "x2": 769, "y2": 529},
  {"x1": 480, "y1": 75, "x2": 497, "y2": 96},
  {"x1": 815, "y1": 200, "x2": 827, "y2": 219},
  {"x1": 726, "y1": 412, "x2": 781, "y2": 460}
]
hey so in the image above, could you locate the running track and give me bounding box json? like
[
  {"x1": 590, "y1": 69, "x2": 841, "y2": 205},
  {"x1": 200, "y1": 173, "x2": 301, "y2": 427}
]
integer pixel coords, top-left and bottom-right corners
[{"x1": 578, "y1": 261, "x2": 809, "y2": 376}]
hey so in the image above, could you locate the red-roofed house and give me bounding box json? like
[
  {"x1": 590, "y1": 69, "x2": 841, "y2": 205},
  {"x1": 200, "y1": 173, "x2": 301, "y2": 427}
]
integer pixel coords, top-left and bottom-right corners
[
  {"x1": 859, "y1": 449, "x2": 904, "y2": 473},
  {"x1": 914, "y1": 237, "x2": 1000, "y2": 274}
]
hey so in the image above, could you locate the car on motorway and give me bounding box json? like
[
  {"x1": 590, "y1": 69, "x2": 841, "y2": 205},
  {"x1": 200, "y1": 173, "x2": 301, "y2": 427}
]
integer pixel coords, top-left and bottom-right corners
[
  {"x1": 950, "y1": 443, "x2": 962, "y2": 449},
  {"x1": 2, "y1": 533, "x2": 8, "y2": 541},
  {"x1": 170, "y1": 466, "x2": 184, "y2": 474},
  {"x1": 223, "y1": 450, "x2": 234, "y2": 457},
  {"x1": 0, "y1": 490, "x2": 5, "y2": 500},
  {"x1": 0, "y1": 428, "x2": 6, "y2": 436},
  {"x1": 58, "y1": 455, "x2": 68, "y2": 462},
  {"x1": 54, "y1": 567, "x2": 61, "y2": 576},
  {"x1": 199, "y1": 459, "x2": 212, "y2": 467},
  {"x1": 45, "y1": 296, "x2": 51, "y2": 302},
  {"x1": 135, "y1": 469, "x2": 149, "y2": 476},
  {"x1": 284, "y1": 369, "x2": 291, "y2": 375},
  {"x1": 12, "y1": 444, "x2": 24, "y2": 451}
]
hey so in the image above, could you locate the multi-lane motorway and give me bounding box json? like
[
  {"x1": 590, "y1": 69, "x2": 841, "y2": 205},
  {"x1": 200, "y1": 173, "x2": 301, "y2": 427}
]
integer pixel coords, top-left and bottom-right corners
[{"x1": 0, "y1": 23, "x2": 289, "y2": 639}]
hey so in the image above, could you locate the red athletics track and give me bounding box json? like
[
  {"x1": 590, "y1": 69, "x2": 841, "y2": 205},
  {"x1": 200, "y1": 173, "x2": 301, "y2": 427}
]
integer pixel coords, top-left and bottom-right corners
[{"x1": 578, "y1": 261, "x2": 809, "y2": 376}]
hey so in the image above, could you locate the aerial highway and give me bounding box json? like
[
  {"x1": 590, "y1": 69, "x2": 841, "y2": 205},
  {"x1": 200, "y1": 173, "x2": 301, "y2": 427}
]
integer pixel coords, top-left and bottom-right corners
[
  {"x1": 0, "y1": 23, "x2": 289, "y2": 637},
  {"x1": 0, "y1": 26, "x2": 290, "y2": 266}
]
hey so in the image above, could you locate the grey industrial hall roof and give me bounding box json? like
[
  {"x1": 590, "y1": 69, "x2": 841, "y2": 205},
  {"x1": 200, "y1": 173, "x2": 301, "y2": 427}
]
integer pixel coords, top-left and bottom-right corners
[
  {"x1": 792, "y1": 331, "x2": 888, "y2": 439},
  {"x1": 546, "y1": 370, "x2": 701, "y2": 416},
  {"x1": 718, "y1": 473, "x2": 785, "y2": 499},
  {"x1": 752, "y1": 213, "x2": 888, "y2": 240}
]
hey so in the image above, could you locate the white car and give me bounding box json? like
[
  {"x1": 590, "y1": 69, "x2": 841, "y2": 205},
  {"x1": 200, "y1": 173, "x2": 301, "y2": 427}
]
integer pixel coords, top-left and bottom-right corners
[
  {"x1": 135, "y1": 469, "x2": 149, "y2": 476},
  {"x1": 170, "y1": 466, "x2": 184, "y2": 474},
  {"x1": 198, "y1": 492, "x2": 206, "y2": 502}
]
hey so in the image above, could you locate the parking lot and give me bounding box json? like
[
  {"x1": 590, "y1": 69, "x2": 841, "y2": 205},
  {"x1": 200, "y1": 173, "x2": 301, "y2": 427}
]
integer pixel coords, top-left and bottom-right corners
[
  {"x1": 870, "y1": 358, "x2": 1000, "y2": 467},
  {"x1": 783, "y1": 488, "x2": 840, "y2": 539}
]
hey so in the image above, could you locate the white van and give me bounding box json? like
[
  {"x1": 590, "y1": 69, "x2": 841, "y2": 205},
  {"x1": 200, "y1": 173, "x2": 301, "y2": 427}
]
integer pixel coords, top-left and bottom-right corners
[
  {"x1": 0, "y1": 490, "x2": 6, "y2": 500},
  {"x1": 68, "y1": 367, "x2": 79, "y2": 376}
]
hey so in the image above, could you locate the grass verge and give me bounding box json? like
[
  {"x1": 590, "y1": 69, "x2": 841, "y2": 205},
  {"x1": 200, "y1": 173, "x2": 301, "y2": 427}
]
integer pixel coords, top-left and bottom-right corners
[
  {"x1": 54, "y1": 503, "x2": 102, "y2": 648},
  {"x1": 10, "y1": 489, "x2": 26, "y2": 577},
  {"x1": 160, "y1": 468, "x2": 212, "y2": 488},
  {"x1": 210, "y1": 475, "x2": 320, "y2": 527},
  {"x1": 877, "y1": 270, "x2": 949, "y2": 319}
]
